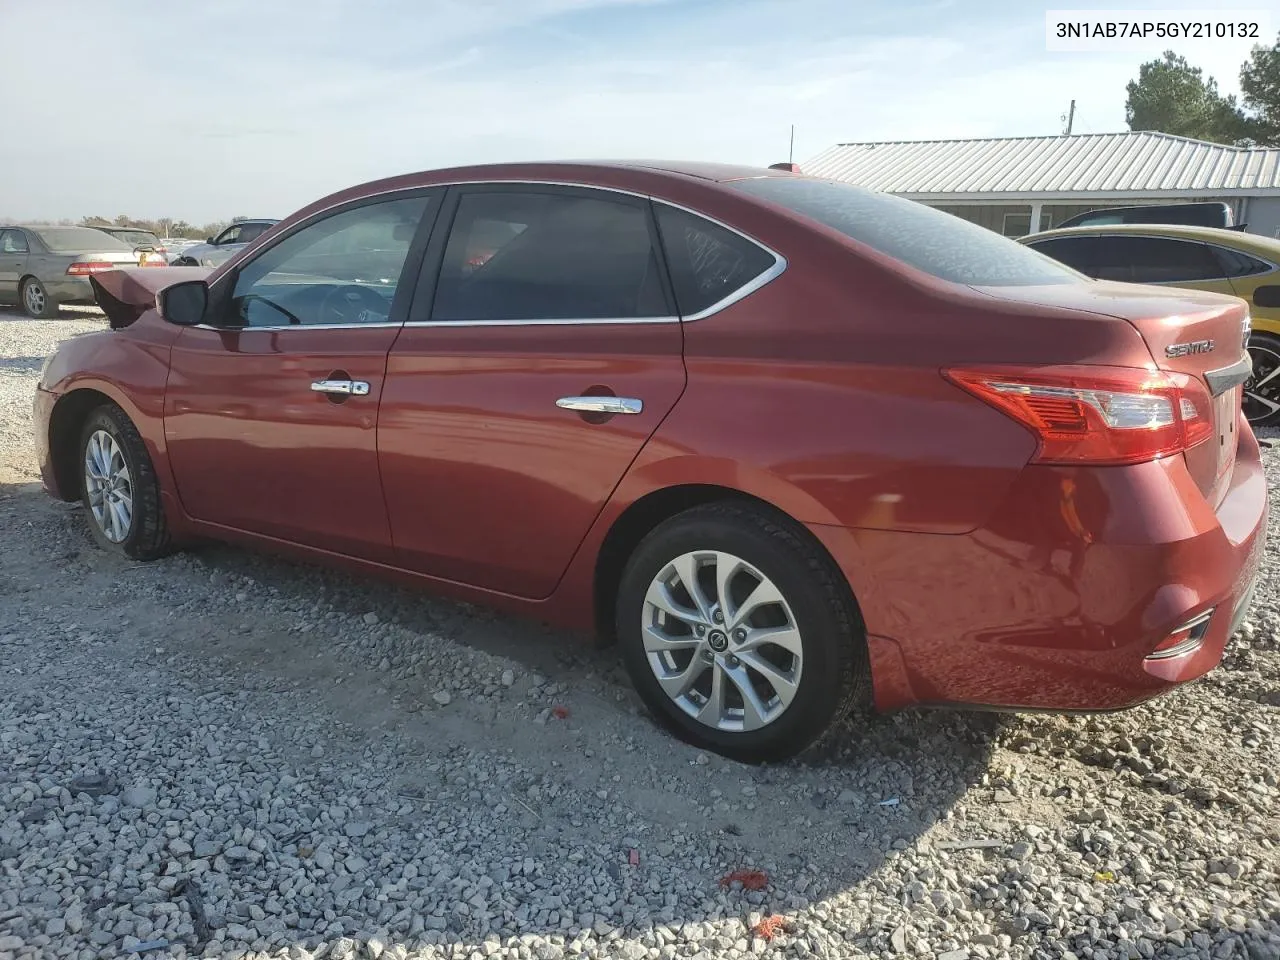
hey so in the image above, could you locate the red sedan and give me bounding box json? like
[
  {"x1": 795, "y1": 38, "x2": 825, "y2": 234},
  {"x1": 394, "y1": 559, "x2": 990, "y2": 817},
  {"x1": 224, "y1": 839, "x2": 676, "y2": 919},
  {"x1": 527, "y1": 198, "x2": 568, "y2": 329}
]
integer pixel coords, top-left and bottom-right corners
[{"x1": 33, "y1": 162, "x2": 1265, "y2": 762}]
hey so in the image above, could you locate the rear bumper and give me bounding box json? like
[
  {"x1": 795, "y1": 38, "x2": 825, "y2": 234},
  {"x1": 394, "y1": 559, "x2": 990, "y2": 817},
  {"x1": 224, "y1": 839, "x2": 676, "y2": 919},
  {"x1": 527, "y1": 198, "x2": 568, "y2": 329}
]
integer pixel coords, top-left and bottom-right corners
[
  {"x1": 810, "y1": 414, "x2": 1268, "y2": 713},
  {"x1": 43, "y1": 277, "x2": 95, "y2": 304}
]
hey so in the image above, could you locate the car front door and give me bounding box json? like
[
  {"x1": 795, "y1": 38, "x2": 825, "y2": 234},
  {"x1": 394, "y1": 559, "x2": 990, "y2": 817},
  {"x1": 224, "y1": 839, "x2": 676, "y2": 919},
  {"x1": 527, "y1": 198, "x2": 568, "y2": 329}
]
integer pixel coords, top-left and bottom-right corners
[
  {"x1": 0, "y1": 229, "x2": 30, "y2": 301},
  {"x1": 378, "y1": 184, "x2": 688, "y2": 598},
  {"x1": 164, "y1": 191, "x2": 438, "y2": 561}
]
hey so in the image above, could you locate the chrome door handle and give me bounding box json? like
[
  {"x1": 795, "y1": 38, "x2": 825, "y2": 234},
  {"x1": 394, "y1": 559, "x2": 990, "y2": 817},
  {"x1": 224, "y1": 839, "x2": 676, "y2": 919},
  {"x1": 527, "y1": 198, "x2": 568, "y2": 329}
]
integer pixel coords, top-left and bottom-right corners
[
  {"x1": 556, "y1": 396, "x2": 643, "y2": 415},
  {"x1": 311, "y1": 379, "x2": 370, "y2": 396}
]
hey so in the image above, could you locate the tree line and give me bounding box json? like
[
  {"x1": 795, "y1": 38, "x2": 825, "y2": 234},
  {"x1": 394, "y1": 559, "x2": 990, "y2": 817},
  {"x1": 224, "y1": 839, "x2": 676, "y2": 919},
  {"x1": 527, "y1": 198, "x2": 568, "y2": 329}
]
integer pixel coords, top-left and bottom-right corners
[
  {"x1": 1126, "y1": 33, "x2": 1280, "y2": 145},
  {"x1": 0, "y1": 214, "x2": 254, "y2": 240},
  {"x1": 75, "y1": 214, "x2": 255, "y2": 240}
]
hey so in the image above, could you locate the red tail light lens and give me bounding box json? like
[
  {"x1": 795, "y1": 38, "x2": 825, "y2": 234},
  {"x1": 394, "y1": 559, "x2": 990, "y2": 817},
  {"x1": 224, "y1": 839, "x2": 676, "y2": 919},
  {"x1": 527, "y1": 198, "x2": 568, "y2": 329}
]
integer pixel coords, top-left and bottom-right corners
[
  {"x1": 66, "y1": 261, "x2": 118, "y2": 276},
  {"x1": 945, "y1": 365, "x2": 1214, "y2": 465}
]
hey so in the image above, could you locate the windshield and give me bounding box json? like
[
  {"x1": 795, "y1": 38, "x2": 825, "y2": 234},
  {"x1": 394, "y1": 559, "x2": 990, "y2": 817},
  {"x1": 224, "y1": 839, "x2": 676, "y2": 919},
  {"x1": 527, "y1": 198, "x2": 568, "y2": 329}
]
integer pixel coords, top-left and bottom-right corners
[
  {"x1": 33, "y1": 227, "x2": 133, "y2": 252},
  {"x1": 728, "y1": 177, "x2": 1082, "y2": 286}
]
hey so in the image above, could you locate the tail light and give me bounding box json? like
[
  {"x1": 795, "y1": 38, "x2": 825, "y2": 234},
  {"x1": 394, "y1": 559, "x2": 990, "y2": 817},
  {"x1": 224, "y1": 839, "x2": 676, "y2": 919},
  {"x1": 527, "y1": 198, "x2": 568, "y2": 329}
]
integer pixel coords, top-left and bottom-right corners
[
  {"x1": 945, "y1": 365, "x2": 1214, "y2": 465},
  {"x1": 66, "y1": 261, "x2": 119, "y2": 276}
]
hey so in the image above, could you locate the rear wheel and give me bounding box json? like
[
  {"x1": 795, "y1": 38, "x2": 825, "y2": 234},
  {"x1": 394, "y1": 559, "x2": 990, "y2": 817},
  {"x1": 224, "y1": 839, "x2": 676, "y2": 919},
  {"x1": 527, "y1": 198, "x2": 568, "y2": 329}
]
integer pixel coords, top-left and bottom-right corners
[
  {"x1": 21, "y1": 278, "x2": 58, "y2": 318},
  {"x1": 616, "y1": 502, "x2": 867, "y2": 763},
  {"x1": 1244, "y1": 332, "x2": 1280, "y2": 427},
  {"x1": 79, "y1": 404, "x2": 171, "y2": 560}
]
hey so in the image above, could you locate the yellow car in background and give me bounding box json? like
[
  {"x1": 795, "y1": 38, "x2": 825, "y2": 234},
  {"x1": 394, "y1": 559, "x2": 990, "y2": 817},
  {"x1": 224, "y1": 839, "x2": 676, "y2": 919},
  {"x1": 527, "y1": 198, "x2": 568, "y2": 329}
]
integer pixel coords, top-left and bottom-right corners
[{"x1": 1020, "y1": 223, "x2": 1280, "y2": 425}]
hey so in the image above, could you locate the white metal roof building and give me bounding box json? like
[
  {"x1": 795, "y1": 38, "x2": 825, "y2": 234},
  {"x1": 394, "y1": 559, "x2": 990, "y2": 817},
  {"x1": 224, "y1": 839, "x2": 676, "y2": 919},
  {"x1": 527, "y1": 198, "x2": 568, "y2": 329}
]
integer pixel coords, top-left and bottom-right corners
[{"x1": 803, "y1": 132, "x2": 1280, "y2": 239}]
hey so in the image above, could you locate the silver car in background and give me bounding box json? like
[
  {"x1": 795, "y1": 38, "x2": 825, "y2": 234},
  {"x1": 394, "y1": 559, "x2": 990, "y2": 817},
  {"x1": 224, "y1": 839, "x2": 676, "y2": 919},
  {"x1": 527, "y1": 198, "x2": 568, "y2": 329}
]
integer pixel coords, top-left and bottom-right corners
[
  {"x1": 0, "y1": 225, "x2": 155, "y2": 318},
  {"x1": 171, "y1": 218, "x2": 278, "y2": 268}
]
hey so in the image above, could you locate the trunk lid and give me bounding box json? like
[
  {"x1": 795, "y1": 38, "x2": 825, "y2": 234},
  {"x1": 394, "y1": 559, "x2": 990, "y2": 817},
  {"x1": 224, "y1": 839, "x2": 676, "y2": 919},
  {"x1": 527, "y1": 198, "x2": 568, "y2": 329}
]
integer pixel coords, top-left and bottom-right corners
[{"x1": 972, "y1": 280, "x2": 1251, "y2": 506}]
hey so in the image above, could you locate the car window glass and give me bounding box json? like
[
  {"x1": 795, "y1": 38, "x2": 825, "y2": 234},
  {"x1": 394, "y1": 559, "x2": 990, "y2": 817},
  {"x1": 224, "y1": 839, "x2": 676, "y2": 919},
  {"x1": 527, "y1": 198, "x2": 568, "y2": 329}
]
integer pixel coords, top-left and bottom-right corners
[
  {"x1": 0, "y1": 231, "x2": 28, "y2": 254},
  {"x1": 216, "y1": 226, "x2": 242, "y2": 245},
  {"x1": 230, "y1": 196, "x2": 429, "y2": 328},
  {"x1": 654, "y1": 205, "x2": 776, "y2": 316},
  {"x1": 1211, "y1": 245, "x2": 1273, "y2": 279},
  {"x1": 1094, "y1": 236, "x2": 1223, "y2": 283},
  {"x1": 729, "y1": 177, "x2": 1078, "y2": 286},
  {"x1": 432, "y1": 191, "x2": 667, "y2": 322},
  {"x1": 1023, "y1": 236, "x2": 1099, "y2": 276},
  {"x1": 238, "y1": 223, "x2": 269, "y2": 244}
]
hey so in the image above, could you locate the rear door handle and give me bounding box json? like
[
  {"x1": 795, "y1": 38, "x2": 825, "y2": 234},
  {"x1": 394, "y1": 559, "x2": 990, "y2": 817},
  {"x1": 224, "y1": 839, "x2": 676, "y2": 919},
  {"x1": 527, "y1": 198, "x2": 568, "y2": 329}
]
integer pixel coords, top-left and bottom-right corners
[
  {"x1": 556, "y1": 396, "x2": 643, "y2": 415},
  {"x1": 311, "y1": 379, "x2": 370, "y2": 396}
]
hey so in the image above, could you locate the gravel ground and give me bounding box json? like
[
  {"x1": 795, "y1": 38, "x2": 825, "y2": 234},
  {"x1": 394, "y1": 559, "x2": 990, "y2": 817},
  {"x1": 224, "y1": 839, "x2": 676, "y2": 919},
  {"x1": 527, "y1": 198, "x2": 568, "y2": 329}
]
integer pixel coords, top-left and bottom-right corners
[{"x1": 1, "y1": 305, "x2": 1277, "y2": 960}]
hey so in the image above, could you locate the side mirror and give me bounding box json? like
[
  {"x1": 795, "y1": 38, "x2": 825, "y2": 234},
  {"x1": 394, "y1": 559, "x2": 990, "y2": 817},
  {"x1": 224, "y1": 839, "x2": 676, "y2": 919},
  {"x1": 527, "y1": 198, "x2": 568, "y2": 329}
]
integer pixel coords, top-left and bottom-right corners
[
  {"x1": 206, "y1": 236, "x2": 215, "y2": 244},
  {"x1": 158, "y1": 279, "x2": 209, "y2": 326}
]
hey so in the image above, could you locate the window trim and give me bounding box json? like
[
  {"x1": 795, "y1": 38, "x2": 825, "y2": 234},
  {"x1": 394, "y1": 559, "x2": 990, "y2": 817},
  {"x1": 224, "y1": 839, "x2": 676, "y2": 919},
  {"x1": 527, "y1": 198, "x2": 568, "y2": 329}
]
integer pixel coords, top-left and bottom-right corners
[
  {"x1": 195, "y1": 188, "x2": 443, "y2": 332},
  {"x1": 413, "y1": 182, "x2": 680, "y2": 326},
  {"x1": 195, "y1": 179, "x2": 785, "y2": 331}
]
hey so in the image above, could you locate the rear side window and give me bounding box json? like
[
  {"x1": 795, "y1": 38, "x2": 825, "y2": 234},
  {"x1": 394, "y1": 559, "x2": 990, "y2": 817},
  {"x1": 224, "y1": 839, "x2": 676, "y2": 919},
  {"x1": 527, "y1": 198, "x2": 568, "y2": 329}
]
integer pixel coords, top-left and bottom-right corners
[
  {"x1": 654, "y1": 206, "x2": 776, "y2": 316},
  {"x1": 1211, "y1": 244, "x2": 1273, "y2": 279},
  {"x1": 0, "y1": 230, "x2": 28, "y2": 254},
  {"x1": 728, "y1": 177, "x2": 1079, "y2": 286},
  {"x1": 1024, "y1": 236, "x2": 1100, "y2": 275},
  {"x1": 1094, "y1": 236, "x2": 1223, "y2": 283},
  {"x1": 432, "y1": 190, "x2": 668, "y2": 322}
]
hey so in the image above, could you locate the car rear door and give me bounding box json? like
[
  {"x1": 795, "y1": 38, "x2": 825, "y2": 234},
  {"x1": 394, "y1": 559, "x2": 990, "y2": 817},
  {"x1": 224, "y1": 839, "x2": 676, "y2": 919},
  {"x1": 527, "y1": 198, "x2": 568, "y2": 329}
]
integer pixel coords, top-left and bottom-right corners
[
  {"x1": 378, "y1": 183, "x2": 686, "y2": 599},
  {"x1": 0, "y1": 229, "x2": 29, "y2": 300},
  {"x1": 163, "y1": 191, "x2": 439, "y2": 562}
]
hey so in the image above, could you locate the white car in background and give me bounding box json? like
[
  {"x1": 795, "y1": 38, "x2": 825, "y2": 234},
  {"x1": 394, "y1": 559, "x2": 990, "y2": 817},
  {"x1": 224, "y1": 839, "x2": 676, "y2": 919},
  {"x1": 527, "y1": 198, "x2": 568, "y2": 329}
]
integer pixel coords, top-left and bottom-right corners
[{"x1": 170, "y1": 219, "x2": 279, "y2": 268}]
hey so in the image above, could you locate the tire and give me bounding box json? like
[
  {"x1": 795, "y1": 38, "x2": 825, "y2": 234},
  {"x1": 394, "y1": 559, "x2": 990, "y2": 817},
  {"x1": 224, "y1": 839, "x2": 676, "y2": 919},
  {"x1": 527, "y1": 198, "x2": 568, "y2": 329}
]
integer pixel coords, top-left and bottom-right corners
[
  {"x1": 1244, "y1": 331, "x2": 1280, "y2": 428},
  {"x1": 20, "y1": 278, "x2": 58, "y2": 318},
  {"x1": 616, "y1": 502, "x2": 868, "y2": 763},
  {"x1": 79, "y1": 403, "x2": 171, "y2": 561}
]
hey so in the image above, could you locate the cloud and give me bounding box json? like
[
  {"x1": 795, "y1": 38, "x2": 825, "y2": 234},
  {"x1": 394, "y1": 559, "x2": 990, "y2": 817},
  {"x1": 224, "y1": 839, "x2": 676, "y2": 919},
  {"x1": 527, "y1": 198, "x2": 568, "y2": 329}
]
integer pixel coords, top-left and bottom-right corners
[{"x1": 0, "y1": 0, "x2": 1267, "y2": 222}]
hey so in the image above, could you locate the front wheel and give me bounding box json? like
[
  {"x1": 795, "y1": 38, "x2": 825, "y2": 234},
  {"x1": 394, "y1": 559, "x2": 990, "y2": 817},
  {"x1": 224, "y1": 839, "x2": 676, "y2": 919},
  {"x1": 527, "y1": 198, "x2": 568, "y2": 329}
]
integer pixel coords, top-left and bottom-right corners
[
  {"x1": 79, "y1": 404, "x2": 172, "y2": 560},
  {"x1": 1245, "y1": 332, "x2": 1280, "y2": 428},
  {"x1": 616, "y1": 502, "x2": 868, "y2": 763}
]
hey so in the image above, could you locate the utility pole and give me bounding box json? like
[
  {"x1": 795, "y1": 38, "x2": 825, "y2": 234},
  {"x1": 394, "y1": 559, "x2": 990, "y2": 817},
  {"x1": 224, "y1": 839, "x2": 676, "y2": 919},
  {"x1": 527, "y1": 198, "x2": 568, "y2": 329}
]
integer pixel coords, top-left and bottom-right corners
[
  {"x1": 1063, "y1": 100, "x2": 1076, "y2": 135},
  {"x1": 788, "y1": 125, "x2": 795, "y2": 164}
]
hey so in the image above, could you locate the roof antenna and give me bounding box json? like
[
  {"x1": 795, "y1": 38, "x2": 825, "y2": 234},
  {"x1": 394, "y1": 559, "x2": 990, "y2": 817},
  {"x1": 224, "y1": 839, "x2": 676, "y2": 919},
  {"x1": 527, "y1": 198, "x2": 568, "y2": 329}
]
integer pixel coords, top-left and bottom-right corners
[
  {"x1": 769, "y1": 126, "x2": 803, "y2": 173},
  {"x1": 1062, "y1": 99, "x2": 1076, "y2": 135}
]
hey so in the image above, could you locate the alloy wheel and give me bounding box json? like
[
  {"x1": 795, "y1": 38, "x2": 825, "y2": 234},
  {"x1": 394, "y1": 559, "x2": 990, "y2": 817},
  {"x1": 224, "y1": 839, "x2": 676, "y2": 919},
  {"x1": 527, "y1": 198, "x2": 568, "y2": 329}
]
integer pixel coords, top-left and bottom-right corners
[
  {"x1": 24, "y1": 281, "x2": 46, "y2": 316},
  {"x1": 84, "y1": 430, "x2": 133, "y2": 543},
  {"x1": 641, "y1": 550, "x2": 802, "y2": 732},
  {"x1": 1244, "y1": 340, "x2": 1280, "y2": 424}
]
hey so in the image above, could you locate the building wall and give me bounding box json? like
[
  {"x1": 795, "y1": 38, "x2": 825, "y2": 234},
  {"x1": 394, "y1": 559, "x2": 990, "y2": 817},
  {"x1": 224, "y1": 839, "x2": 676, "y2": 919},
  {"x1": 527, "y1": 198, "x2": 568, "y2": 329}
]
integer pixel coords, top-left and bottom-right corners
[
  {"x1": 1246, "y1": 198, "x2": 1280, "y2": 239},
  {"x1": 924, "y1": 197, "x2": 1251, "y2": 236}
]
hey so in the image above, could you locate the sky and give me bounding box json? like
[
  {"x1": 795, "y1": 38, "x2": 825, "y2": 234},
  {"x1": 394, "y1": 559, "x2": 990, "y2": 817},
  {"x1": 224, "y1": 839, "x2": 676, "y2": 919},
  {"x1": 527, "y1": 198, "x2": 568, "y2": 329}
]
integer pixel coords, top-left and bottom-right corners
[{"x1": 0, "y1": 0, "x2": 1271, "y2": 224}]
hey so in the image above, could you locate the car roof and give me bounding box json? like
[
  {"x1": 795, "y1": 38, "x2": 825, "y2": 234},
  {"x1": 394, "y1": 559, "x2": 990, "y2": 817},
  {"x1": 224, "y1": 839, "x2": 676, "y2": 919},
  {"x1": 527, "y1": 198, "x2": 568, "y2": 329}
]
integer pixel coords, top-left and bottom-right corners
[{"x1": 1022, "y1": 222, "x2": 1280, "y2": 251}]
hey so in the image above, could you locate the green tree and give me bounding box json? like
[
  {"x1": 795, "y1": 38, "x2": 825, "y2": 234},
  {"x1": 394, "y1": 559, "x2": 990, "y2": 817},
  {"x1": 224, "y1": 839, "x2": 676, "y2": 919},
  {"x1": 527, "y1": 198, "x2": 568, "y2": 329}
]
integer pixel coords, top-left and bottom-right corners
[
  {"x1": 1239, "y1": 32, "x2": 1280, "y2": 145},
  {"x1": 1125, "y1": 51, "x2": 1249, "y2": 144}
]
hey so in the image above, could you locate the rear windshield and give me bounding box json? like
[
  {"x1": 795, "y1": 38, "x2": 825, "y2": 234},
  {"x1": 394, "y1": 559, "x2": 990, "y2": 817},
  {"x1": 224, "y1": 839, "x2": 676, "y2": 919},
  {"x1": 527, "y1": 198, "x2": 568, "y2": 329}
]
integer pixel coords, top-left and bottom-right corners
[
  {"x1": 111, "y1": 230, "x2": 159, "y2": 245},
  {"x1": 728, "y1": 178, "x2": 1081, "y2": 286},
  {"x1": 32, "y1": 227, "x2": 132, "y2": 252}
]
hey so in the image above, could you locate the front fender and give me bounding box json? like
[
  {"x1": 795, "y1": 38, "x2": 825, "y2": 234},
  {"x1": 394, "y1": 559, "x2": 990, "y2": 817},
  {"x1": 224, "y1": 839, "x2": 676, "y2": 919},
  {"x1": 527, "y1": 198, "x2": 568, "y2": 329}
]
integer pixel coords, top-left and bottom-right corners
[{"x1": 40, "y1": 317, "x2": 184, "y2": 525}]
